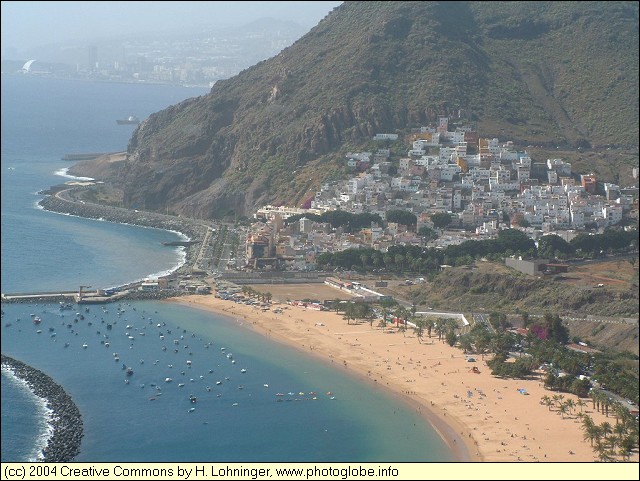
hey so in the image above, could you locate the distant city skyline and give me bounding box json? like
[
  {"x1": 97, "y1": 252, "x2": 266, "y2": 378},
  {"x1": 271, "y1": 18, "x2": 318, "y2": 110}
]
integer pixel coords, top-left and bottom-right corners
[{"x1": 1, "y1": 1, "x2": 343, "y2": 59}]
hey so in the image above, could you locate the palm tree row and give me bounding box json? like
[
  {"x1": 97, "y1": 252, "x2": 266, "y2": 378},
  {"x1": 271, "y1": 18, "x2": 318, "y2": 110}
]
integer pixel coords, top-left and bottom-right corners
[
  {"x1": 540, "y1": 392, "x2": 639, "y2": 461},
  {"x1": 540, "y1": 394, "x2": 585, "y2": 419},
  {"x1": 240, "y1": 286, "x2": 272, "y2": 304},
  {"x1": 579, "y1": 411, "x2": 639, "y2": 462},
  {"x1": 341, "y1": 301, "x2": 374, "y2": 326}
]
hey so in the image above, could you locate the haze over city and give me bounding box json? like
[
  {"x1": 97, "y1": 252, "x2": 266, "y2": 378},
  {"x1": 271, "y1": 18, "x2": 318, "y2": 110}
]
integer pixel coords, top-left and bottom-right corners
[{"x1": 1, "y1": 1, "x2": 343, "y2": 59}]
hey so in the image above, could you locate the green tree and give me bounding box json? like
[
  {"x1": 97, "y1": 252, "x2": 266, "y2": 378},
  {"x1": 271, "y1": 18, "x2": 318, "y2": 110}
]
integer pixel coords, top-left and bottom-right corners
[
  {"x1": 418, "y1": 226, "x2": 438, "y2": 241},
  {"x1": 431, "y1": 213, "x2": 452, "y2": 229},
  {"x1": 386, "y1": 210, "x2": 417, "y2": 229}
]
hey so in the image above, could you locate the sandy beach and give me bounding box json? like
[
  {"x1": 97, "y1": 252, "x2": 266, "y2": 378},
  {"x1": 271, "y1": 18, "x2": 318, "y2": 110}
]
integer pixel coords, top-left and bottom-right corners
[{"x1": 170, "y1": 291, "x2": 638, "y2": 464}]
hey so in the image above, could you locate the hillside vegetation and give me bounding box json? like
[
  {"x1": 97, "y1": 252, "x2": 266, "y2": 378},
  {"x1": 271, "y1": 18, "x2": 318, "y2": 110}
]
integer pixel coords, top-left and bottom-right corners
[
  {"x1": 72, "y1": 1, "x2": 639, "y2": 218},
  {"x1": 389, "y1": 259, "x2": 639, "y2": 354}
]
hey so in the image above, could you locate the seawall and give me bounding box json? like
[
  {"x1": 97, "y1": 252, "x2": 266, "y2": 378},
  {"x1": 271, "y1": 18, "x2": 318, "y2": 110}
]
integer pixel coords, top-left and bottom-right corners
[{"x1": 1, "y1": 354, "x2": 83, "y2": 462}]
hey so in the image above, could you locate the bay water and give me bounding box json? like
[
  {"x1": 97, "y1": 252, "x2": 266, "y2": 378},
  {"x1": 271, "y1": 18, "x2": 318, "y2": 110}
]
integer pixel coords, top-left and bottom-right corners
[{"x1": 0, "y1": 74, "x2": 453, "y2": 462}]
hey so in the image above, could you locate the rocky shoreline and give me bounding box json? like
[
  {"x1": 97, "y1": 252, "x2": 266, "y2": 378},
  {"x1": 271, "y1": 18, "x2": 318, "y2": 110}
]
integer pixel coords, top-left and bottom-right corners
[{"x1": 1, "y1": 354, "x2": 83, "y2": 462}]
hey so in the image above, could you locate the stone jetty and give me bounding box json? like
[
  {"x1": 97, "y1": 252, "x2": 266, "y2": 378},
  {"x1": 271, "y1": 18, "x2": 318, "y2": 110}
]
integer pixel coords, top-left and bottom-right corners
[{"x1": 1, "y1": 354, "x2": 83, "y2": 462}]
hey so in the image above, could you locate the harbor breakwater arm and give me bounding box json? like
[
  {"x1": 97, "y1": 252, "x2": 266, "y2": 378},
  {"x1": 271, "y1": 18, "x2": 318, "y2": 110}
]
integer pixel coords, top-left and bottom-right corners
[{"x1": 1, "y1": 354, "x2": 83, "y2": 462}]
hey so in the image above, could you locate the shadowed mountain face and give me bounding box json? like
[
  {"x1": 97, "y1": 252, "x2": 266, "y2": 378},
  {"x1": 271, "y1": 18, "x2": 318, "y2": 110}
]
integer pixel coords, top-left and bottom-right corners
[{"x1": 78, "y1": 1, "x2": 639, "y2": 218}]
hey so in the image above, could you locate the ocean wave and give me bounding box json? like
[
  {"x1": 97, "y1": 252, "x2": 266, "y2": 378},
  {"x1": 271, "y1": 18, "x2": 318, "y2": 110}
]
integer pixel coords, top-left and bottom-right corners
[
  {"x1": 53, "y1": 168, "x2": 94, "y2": 182},
  {"x1": 1, "y1": 365, "x2": 54, "y2": 462}
]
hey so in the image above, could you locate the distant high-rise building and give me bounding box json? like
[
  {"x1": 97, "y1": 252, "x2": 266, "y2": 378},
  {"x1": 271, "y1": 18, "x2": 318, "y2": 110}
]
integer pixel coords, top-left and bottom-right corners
[{"x1": 87, "y1": 45, "x2": 98, "y2": 70}]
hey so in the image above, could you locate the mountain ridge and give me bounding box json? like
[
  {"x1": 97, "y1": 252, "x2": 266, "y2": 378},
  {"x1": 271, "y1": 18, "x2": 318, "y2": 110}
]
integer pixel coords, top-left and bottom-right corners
[{"x1": 71, "y1": 1, "x2": 639, "y2": 218}]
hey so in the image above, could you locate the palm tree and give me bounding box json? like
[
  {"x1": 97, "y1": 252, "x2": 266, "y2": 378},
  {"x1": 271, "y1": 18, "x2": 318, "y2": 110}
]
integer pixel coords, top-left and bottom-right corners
[
  {"x1": 576, "y1": 398, "x2": 587, "y2": 414},
  {"x1": 434, "y1": 318, "x2": 448, "y2": 341},
  {"x1": 590, "y1": 390, "x2": 597, "y2": 410},
  {"x1": 394, "y1": 306, "x2": 408, "y2": 336},
  {"x1": 599, "y1": 421, "x2": 613, "y2": 449},
  {"x1": 552, "y1": 394, "x2": 565, "y2": 410},
  {"x1": 581, "y1": 415, "x2": 598, "y2": 446},
  {"x1": 558, "y1": 402, "x2": 569, "y2": 419},
  {"x1": 594, "y1": 440, "x2": 614, "y2": 462},
  {"x1": 415, "y1": 319, "x2": 425, "y2": 344},
  {"x1": 425, "y1": 318, "x2": 434, "y2": 339},
  {"x1": 565, "y1": 398, "x2": 576, "y2": 416},
  {"x1": 541, "y1": 395, "x2": 553, "y2": 411},
  {"x1": 618, "y1": 434, "x2": 636, "y2": 462},
  {"x1": 343, "y1": 303, "x2": 355, "y2": 325},
  {"x1": 333, "y1": 298, "x2": 342, "y2": 314}
]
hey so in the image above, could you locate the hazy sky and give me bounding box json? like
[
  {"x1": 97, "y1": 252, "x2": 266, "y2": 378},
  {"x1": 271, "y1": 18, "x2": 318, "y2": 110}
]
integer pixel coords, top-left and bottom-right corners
[{"x1": 1, "y1": 1, "x2": 343, "y2": 54}]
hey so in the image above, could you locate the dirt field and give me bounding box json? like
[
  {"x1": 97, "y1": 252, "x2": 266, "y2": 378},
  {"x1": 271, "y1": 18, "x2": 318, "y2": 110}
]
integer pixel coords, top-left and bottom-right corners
[
  {"x1": 245, "y1": 283, "x2": 354, "y2": 303},
  {"x1": 560, "y1": 257, "x2": 638, "y2": 290}
]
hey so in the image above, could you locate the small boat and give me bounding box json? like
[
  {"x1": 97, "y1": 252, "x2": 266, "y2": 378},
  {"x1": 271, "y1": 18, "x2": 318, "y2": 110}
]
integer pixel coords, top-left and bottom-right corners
[
  {"x1": 240, "y1": 369, "x2": 247, "y2": 373},
  {"x1": 189, "y1": 407, "x2": 196, "y2": 412},
  {"x1": 165, "y1": 378, "x2": 173, "y2": 383},
  {"x1": 189, "y1": 395, "x2": 197, "y2": 403},
  {"x1": 82, "y1": 343, "x2": 88, "y2": 348},
  {"x1": 126, "y1": 368, "x2": 134, "y2": 376},
  {"x1": 178, "y1": 383, "x2": 185, "y2": 387},
  {"x1": 216, "y1": 381, "x2": 222, "y2": 385},
  {"x1": 275, "y1": 393, "x2": 285, "y2": 397}
]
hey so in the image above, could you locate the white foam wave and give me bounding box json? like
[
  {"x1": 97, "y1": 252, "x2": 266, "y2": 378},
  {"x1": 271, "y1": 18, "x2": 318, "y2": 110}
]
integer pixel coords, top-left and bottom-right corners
[
  {"x1": 53, "y1": 167, "x2": 94, "y2": 182},
  {"x1": 1, "y1": 365, "x2": 54, "y2": 462}
]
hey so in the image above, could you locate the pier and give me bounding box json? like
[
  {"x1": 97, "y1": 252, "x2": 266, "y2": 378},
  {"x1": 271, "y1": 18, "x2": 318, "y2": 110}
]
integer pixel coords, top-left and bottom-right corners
[
  {"x1": 1, "y1": 291, "x2": 78, "y2": 303},
  {"x1": 0, "y1": 288, "x2": 128, "y2": 304}
]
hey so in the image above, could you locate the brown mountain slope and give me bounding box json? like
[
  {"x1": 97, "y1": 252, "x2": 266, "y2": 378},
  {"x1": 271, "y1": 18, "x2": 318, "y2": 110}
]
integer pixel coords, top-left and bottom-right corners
[{"x1": 72, "y1": 1, "x2": 639, "y2": 218}]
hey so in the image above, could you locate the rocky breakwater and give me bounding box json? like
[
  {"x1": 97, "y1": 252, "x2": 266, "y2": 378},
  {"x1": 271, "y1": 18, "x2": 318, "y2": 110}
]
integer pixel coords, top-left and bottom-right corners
[
  {"x1": 38, "y1": 194, "x2": 207, "y2": 275},
  {"x1": 1, "y1": 354, "x2": 83, "y2": 462}
]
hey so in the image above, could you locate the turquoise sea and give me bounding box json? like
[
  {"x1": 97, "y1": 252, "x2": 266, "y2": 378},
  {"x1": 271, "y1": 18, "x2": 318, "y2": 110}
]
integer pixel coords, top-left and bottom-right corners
[{"x1": 0, "y1": 75, "x2": 454, "y2": 462}]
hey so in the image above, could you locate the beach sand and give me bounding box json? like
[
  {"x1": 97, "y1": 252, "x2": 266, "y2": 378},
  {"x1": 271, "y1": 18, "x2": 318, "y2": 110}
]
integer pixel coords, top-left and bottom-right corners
[{"x1": 169, "y1": 292, "x2": 638, "y2": 464}]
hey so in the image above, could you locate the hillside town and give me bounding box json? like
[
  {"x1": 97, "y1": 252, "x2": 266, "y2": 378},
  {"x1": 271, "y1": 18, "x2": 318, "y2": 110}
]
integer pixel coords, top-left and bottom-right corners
[{"x1": 244, "y1": 117, "x2": 637, "y2": 271}]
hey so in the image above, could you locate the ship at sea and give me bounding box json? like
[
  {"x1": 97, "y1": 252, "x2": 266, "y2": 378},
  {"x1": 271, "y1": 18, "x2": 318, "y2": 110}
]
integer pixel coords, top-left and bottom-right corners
[{"x1": 116, "y1": 115, "x2": 140, "y2": 125}]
